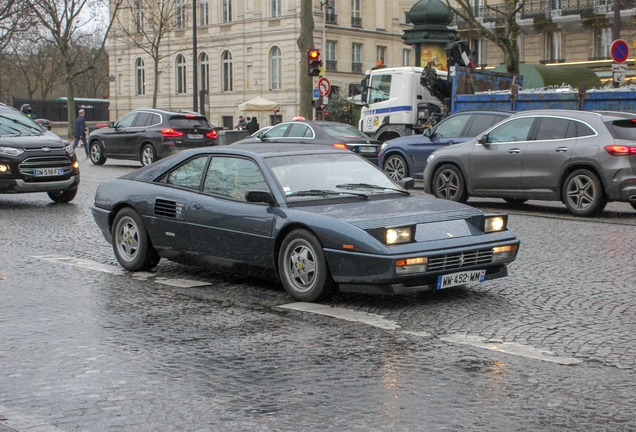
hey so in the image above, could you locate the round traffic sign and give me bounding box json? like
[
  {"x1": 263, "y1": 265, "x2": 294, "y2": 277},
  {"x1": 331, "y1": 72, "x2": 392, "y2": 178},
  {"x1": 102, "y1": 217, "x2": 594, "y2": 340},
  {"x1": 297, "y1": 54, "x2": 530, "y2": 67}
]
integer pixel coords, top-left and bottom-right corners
[
  {"x1": 317, "y1": 77, "x2": 331, "y2": 97},
  {"x1": 611, "y1": 39, "x2": 629, "y2": 63}
]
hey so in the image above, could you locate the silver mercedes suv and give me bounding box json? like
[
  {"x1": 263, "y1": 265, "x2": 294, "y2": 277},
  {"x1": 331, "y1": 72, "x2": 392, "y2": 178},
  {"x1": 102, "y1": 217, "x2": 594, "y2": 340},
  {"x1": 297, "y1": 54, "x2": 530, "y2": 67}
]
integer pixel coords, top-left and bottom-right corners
[{"x1": 423, "y1": 109, "x2": 636, "y2": 216}]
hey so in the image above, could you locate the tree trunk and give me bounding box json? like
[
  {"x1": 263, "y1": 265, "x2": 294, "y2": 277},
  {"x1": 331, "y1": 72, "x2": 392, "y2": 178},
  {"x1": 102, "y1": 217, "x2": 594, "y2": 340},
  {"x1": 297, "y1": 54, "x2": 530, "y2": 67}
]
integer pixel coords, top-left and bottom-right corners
[
  {"x1": 65, "y1": 69, "x2": 76, "y2": 139},
  {"x1": 297, "y1": 0, "x2": 314, "y2": 119},
  {"x1": 153, "y1": 58, "x2": 160, "y2": 108}
]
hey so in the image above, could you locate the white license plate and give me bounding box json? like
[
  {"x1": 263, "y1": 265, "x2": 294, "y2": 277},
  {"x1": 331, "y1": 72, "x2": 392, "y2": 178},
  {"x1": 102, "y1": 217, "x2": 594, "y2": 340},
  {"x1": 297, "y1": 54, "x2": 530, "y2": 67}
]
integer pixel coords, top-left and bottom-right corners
[
  {"x1": 34, "y1": 168, "x2": 64, "y2": 177},
  {"x1": 359, "y1": 147, "x2": 376, "y2": 153},
  {"x1": 187, "y1": 134, "x2": 203, "y2": 139},
  {"x1": 436, "y1": 269, "x2": 486, "y2": 290}
]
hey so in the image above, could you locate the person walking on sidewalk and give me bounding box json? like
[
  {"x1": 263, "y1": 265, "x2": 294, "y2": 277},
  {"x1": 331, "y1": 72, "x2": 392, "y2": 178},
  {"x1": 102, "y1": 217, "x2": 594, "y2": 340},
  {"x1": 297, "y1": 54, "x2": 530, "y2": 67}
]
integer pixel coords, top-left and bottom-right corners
[{"x1": 72, "y1": 109, "x2": 88, "y2": 158}]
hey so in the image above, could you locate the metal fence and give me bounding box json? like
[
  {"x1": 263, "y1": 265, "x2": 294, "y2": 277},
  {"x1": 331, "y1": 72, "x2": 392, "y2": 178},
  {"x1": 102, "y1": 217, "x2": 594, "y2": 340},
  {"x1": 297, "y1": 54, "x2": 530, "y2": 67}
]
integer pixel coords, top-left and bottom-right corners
[{"x1": 12, "y1": 98, "x2": 110, "y2": 122}]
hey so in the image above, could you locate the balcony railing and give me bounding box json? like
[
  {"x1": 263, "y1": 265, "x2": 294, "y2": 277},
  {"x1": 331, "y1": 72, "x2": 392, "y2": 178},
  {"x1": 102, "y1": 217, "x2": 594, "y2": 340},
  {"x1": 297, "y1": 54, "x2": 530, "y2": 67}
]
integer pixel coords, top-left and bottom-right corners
[
  {"x1": 326, "y1": 12, "x2": 337, "y2": 24},
  {"x1": 352, "y1": 62, "x2": 362, "y2": 73},
  {"x1": 454, "y1": 0, "x2": 636, "y2": 27},
  {"x1": 351, "y1": 16, "x2": 362, "y2": 27},
  {"x1": 326, "y1": 60, "x2": 338, "y2": 71}
]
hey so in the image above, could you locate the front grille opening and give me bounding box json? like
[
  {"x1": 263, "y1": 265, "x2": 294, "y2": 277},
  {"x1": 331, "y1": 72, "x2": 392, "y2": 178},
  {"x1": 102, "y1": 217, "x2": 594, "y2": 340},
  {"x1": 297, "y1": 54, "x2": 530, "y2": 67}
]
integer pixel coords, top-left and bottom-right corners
[
  {"x1": 427, "y1": 249, "x2": 493, "y2": 272},
  {"x1": 18, "y1": 156, "x2": 74, "y2": 182}
]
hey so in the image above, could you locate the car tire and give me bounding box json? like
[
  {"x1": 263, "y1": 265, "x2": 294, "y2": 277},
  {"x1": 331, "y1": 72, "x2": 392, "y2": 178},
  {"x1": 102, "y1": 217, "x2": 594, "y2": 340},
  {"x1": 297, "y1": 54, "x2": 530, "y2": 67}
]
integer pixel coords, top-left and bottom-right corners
[
  {"x1": 140, "y1": 144, "x2": 157, "y2": 166},
  {"x1": 112, "y1": 207, "x2": 161, "y2": 271},
  {"x1": 383, "y1": 154, "x2": 408, "y2": 181},
  {"x1": 432, "y1": 164, "x2": 468, "y2": 203},
  {"x1": 504, "y1": 198, "x2": 527, "y2": 205},
  {"x1": 562, "y1": 169, "x2": 607, "y2": 217},
  {"x1": 89, "y1": 141, "x2": 107, "y2": 165},
  {"x1": 278, "y1": 229, "x2": 333, "y2": 302},
  {"x1": 47, "y1": 187, "x2": 78, "y2": 203}
]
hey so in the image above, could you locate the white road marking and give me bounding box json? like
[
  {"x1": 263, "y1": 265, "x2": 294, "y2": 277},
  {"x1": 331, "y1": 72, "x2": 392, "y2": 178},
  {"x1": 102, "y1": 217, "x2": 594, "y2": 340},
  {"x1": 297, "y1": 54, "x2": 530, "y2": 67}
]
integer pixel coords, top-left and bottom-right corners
[
  {"x1": 32, "y1": 255, "x2": 212, "y2": 288},
  {"x1": 280, "y1": 303, "x2": 581, "y2": 365},
  {"x1": 279, "y1": 302, "x2": 401, "y2": 330},
  {"x1": 439, "y1": 334, "x2": 582, "y2": 365}
]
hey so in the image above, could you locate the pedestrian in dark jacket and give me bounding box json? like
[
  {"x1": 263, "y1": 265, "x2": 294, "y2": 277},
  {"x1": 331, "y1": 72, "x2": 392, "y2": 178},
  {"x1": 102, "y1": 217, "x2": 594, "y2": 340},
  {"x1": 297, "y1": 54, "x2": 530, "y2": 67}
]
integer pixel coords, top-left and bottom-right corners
[
  {"x1": 72, "y1": 109, "x2": 88, "y2": 157},
  {"x1": 246, "y1": 116, "x2": 260, "y2": 135}
]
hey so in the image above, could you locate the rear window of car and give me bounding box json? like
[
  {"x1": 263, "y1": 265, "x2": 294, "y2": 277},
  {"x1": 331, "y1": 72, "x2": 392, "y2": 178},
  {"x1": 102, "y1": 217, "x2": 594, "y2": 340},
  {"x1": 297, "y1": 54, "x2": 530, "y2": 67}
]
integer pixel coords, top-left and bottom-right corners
[
  {"x1": 606, "y1": 120, "x2": 636, "y2": 140},
  {"x1": 169, "y1": 117, "x2": 211, "y2": 129},
  {"x1": 321, "y1": 123, "x2": 368, "y2": 138}
]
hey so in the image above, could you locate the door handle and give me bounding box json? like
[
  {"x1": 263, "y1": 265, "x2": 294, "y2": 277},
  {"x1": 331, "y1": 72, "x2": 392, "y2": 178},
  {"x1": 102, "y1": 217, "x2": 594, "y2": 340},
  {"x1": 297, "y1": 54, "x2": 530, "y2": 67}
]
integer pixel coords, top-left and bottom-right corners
[
  {"x1": 192, "y1": 204, "x2": 203, "y2": 210},
  {"x1": 555, "y1": 147, "x2": 568, "y2": 152},
  {"x1": 508, "y1": 148, "x2": 521, "y2": 154}
]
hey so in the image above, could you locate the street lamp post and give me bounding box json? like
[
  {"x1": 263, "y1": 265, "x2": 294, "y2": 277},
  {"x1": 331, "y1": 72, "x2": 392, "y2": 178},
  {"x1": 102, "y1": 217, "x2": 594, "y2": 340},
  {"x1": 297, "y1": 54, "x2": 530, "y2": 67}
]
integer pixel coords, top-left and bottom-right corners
[{"x1": 192, "y1": 0, "x2": 198, "y2": 112}]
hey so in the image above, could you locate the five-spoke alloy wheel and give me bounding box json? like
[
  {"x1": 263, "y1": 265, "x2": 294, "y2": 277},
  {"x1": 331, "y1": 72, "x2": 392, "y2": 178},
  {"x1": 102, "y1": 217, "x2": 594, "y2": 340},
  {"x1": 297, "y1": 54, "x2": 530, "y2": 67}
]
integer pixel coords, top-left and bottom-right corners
[
  {"x1": 112, "y1": 207, "x2": 161, "y2": 271},
  {"x1": 141, "y1": 144, "x2": 157, "y2": 166},
  {"x1": 432, "y1": 164, "x2": 467, "y2": 203},
  {"x1": 562, "y1": 169, "x2": 606, "y2": 217},
  {"x1": 278, "y1": 229, "x2": 332, "y2": 302}
]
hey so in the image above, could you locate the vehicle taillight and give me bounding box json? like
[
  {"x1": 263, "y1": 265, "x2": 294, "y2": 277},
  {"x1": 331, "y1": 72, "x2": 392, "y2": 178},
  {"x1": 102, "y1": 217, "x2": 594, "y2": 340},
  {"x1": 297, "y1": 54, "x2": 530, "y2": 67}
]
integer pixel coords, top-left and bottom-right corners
[
  {"x1": 206, "y1": 130, "x2": 218, "y2": 139},
  {"x1": 604, "y1": 144, "x2": 636, "y2": 155},
  {"x1": 332, "y1": 143, "x2": 348, "y2": 150},
  {"x1": 161, "y1": 128, "x2": 184, "y2": 138},
  {"x1": 185, "y1": 114, "x2": 196, "y2": 118}
]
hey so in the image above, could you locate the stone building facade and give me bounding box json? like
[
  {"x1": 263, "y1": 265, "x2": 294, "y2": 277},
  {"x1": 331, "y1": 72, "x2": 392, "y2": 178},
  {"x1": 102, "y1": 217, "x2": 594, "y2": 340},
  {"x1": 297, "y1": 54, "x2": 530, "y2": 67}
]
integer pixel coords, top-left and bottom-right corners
[{"x1": 108, "y1": 0, "x2": 418, "y2": 127}]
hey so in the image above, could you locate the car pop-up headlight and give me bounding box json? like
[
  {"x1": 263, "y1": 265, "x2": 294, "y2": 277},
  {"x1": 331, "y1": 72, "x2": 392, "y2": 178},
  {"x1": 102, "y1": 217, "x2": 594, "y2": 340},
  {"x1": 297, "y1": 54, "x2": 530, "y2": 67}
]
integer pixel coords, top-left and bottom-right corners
[
  {"x1": 483, "y1": 215, "x2": 507, "y2": 233},
  {"x1": 368, "y1": 226, "x2": 415, "y2": 246},
  {"x1": 0, "y1": 146, "x2": 24, "y2": 156},
  {"x1": 386, "y1": 227, "x2": 413, "y2": 245}
]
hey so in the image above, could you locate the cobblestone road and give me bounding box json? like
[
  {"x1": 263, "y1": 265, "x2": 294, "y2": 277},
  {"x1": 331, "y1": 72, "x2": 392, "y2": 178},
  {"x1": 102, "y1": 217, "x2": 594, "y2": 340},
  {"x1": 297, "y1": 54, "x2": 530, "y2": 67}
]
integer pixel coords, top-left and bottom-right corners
[{"x1": 1, "y1": 159, "x2": 635, "y2": 431}]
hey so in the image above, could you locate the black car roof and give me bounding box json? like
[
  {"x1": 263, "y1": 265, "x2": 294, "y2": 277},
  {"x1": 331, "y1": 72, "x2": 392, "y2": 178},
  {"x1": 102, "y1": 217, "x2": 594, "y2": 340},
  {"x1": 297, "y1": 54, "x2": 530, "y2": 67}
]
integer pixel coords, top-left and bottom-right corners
[
  {"x1": 229, "y1": 142, "x2": 345, "y2": 158},
  {"x1": 131, "y1": 108, "x2": 206, "y2": 116}
]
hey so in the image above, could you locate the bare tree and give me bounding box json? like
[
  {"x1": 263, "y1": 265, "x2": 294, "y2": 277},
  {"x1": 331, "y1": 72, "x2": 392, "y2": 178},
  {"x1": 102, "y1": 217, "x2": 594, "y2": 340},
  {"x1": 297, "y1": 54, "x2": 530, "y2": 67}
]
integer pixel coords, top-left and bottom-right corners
[
  {"x1": 0, "y1": 1, "x2": 30, "y2": 51},
  {"x1": 73, "y1": 32, "x2": 110, "y2": 98},
  {"x1": 297, "y1": 0, "x2": 314, "y2": 119},
  {"x1": 10, "y1": 37, "x2": 66, "y2": 99},
  {"x1": 24, "y1": 0, "x2": 122, "y2": 137},
  {"x1": 447, "y1": 0, "x2": 524, "y2": 74},
  {"x1": 115, "y1": 0, "x2": 191, "y2": 108}
]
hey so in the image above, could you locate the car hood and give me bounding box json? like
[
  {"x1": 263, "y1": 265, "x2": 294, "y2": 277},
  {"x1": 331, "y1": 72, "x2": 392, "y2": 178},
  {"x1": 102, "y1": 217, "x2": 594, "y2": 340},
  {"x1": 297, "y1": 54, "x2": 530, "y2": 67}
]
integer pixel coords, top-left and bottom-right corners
[
  {"x1": 291, "y1": 194, "x2": 482, "y2": 229},
  {"x1": 0, "y1": 132, "x2": 66, "y2": 149}
]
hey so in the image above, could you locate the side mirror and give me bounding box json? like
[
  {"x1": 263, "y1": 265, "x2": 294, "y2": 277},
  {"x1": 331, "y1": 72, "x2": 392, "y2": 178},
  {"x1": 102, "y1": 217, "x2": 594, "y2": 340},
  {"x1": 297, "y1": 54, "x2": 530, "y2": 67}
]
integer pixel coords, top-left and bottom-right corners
[
  {"x1": 478, "y1": 134, "x2": 489, "y2": 145},
  {"x1": 108, "y1": 122, "x2": 115, "y2": 128},
  {"x1": 423, "y1": 128, "x2": 433, "y2": 137},
  {"x1": 245, "y1": 190, "x2": 276, "y2": 206},
  {"x1": 398, "y1": 177, "x2": 415, "y2": 190}
]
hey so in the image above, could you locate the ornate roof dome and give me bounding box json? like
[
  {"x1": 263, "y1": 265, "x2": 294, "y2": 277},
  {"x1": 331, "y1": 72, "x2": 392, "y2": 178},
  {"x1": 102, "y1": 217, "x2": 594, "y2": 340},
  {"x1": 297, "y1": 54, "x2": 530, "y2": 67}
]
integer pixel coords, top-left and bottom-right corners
[{"x1": 408, "y1": 0, "x2": 454, "y2": 26}]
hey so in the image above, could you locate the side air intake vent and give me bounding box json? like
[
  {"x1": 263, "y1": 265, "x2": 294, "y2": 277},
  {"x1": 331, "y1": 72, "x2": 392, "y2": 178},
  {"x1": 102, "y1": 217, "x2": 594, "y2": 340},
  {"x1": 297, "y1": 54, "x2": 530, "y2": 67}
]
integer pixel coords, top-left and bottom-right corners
[{"x1": 154, "y1": 199, "x2": 186, "y2": 219}]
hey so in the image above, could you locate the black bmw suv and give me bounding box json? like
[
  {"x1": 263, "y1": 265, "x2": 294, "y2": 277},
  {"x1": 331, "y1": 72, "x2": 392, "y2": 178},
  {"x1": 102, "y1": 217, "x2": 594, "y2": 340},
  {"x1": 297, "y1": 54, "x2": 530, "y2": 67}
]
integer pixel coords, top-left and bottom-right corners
[
  {"x1": 88, "y1": 108, "x2": 223, "y2": 166},
  {"x1": 0, "y1": 104, "x2": 80, "y2": 203}
]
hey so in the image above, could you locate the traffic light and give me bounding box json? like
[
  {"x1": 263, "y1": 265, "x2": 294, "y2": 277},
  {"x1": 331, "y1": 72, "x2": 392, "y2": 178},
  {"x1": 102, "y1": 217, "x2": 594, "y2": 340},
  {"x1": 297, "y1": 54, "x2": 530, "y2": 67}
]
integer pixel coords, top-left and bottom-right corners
[{"x1": 308, "y1": 49, "x2": 322, "y2": 77}]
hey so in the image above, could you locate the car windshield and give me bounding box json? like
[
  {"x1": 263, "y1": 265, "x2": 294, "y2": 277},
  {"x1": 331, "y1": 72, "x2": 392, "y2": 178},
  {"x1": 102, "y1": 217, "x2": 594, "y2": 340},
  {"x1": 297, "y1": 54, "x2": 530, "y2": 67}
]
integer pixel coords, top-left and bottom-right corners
[
  {"x1": 169, "y1": 117, "x2": 211, "y2": 129},
  {"x1": 606, "y1": 119, "x2": 636, "y2": 140},
  {"x1": 0, "y1": 112, "x2": 43, "y2": 136},
  {"x1": 321, "y1": 123, "x2": 369, "y2": 139},
  {"x1": 265, "y1": 152, "x2": 401, "y2": 200}
]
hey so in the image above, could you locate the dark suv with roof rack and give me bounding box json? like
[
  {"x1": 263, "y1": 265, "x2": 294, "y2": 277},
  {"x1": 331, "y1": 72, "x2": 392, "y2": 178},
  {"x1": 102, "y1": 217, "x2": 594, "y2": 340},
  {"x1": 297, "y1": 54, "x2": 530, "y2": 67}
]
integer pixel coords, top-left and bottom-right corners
[
  {"x1": 87, "y1": 108, "x2": 224, "y2": 166},
  {"x1": 0, "y1": 104, "x2": 80, "y2": 203}
]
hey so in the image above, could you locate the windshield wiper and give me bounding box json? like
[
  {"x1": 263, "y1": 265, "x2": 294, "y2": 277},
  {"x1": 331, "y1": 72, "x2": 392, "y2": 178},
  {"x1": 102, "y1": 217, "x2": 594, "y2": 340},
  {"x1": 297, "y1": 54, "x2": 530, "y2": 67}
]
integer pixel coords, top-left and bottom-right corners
[
  {"x1": 287, "y1": 189, "x2": 369, "y2": 200},
  {"x1": 336, "y1": 183, "x2": 410, "y2": 196},
  {"x1": 0, "y1": 114, "x2": 41, "y2": 133},
  {"x1": 0, "y1": 122, "x2": 23, "y2": 136}
]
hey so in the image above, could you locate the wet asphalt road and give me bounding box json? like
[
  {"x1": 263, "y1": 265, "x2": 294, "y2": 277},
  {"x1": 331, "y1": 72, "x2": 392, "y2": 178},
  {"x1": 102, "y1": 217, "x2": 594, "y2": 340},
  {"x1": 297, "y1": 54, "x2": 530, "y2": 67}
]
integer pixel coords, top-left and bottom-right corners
[{"x1": 1, "y1": 157, "x2": 636, "y2": 431}]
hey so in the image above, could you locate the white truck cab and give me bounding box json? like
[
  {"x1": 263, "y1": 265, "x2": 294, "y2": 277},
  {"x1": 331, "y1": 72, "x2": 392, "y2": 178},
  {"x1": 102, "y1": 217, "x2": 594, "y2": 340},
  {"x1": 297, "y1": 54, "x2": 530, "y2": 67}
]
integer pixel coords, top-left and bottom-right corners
[{"x1": 359, "y1": 66, "x2": 445, "y2": 142}]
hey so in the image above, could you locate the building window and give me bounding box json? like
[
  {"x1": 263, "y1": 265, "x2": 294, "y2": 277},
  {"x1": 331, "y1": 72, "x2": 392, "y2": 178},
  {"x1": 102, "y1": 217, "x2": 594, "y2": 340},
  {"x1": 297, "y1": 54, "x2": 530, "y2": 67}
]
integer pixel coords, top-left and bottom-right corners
[
  {"x1": 377, "y1": 46, "x2": 386, "y2": 67},
  {"x1": 199, "y1": 52, "x2": 209, "y2": 91},
  {"x1": 469, "y1": 38, "x2": 484, "y2": 66},
  {"x1": 271, "y1": 0, "x2": 281, "y2": 17},
  {"x1": 352, "y1": 43, "x2": 362, "y2": 73},
  {"x1": 134, "y1": 0, "x2": 143, "y2": 32},
  {"x1": 176, "y1": 54, "x2": 187, "y2": 94},
  {"x1": 222, "y1": 51, "x2": 233, "y2": 92},
  {"x1": 326, "y1": 40, "x2": 337, "y2": 71},
  {"x1": 176, "y1": 0, "x2": 185, "y2": 28},
  {"x1": 403, "y1": 11, "x2": 411, "y2": 24},
  {"x1": 402, "y1": 48, "x2": 411, "y2": 66},
  {"x1": 544, "y1": 31, "x2": 562, "y2": 62},
  {"x1": 351, "y1": 0, "x2": 361, "y2": 27},
  {"x1": 269, "y1": 46, "x2": 282, "y2": 90},
  {"x1": 222, "y1": 0, "x2": 232, "y2": 23},
  {"x1": 135, "y1": 58, "x2": 145, "y2": 95},
  {"x1": 326, "y1": 1, "x2": 337, "y2": 24},
  {"x1": 594, "y1": 28, "x2": 612, "y2": 59},
  {"x1": 199, "y1": 0, "x2": 208, "y2": 26}
]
